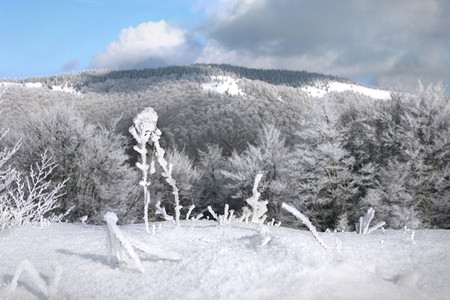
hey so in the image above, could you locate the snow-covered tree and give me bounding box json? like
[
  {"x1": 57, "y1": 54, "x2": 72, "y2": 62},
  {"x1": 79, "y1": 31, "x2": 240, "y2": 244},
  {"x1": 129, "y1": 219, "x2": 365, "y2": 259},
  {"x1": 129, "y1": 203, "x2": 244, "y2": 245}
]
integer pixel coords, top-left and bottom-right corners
[
  {"x1": 222, "y1": 125, "x2": 292, "y2": 222},
  {"x1": 294, "y1": 102, "x2": 359, "y2": 230},
  {"x1": 10, "y1": 104, "x2": 139, "y2": 224},
  {"x1": 194, "y1": 144, "x2": 230, "y2": 212},
  {"x1": 401, "y1": 85, "x2": 450, "y2": 228}
]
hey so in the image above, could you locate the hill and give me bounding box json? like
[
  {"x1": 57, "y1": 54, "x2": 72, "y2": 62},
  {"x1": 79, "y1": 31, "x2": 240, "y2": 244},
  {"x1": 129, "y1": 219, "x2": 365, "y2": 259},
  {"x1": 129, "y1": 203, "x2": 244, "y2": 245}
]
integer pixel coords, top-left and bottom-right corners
[{"x1": 0, "y1": 64, "x2": 389, "y2": 157}]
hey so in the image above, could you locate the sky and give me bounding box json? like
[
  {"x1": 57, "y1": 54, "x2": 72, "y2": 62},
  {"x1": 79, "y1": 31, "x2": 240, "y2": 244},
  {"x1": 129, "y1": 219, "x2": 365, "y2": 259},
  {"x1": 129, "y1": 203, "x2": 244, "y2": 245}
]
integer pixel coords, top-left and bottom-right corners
[{"x1": 1, "y1": 0, "x2": 449, "y2": 89}]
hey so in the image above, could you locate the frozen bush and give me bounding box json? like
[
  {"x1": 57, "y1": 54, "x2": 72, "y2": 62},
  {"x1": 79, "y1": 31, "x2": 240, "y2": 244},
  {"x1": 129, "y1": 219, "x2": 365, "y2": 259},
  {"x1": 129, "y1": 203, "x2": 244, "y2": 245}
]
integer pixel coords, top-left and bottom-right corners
[{"x1": 1, "y1": 151, "x2": 68, "y2": 230}]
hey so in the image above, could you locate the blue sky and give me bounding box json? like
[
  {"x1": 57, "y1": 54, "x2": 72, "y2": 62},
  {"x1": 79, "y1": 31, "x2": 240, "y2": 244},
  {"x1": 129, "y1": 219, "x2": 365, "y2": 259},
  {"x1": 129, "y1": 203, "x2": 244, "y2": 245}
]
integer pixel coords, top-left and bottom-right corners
[
  {"x1": 0, "y1": 0, "x2": 204, "y2": 78},
  {"x1": 1, "y1": 0, "x2": 449, "y2": 89}
]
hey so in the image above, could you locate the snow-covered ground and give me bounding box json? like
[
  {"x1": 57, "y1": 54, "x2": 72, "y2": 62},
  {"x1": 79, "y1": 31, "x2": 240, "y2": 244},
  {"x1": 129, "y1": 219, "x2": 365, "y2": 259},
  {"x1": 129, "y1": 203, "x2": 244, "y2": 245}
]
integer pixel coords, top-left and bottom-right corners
[
  {"x1": 302, "y1": 81, "x2": 391, "y2": 100},
  {"x1": 201, "y1": 76, "x2": 246, "y2": 96},
  {"x1": 1, "y1": 221, "x2": 449, "y2": 299}
]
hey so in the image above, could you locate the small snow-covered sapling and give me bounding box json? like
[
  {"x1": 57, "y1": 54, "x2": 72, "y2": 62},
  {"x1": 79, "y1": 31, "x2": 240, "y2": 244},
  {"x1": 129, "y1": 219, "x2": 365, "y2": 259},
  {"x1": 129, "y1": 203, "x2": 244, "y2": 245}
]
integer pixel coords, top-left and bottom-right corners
[{"x1": 103, "y1": 211, "x2": 180, "y2": 273}]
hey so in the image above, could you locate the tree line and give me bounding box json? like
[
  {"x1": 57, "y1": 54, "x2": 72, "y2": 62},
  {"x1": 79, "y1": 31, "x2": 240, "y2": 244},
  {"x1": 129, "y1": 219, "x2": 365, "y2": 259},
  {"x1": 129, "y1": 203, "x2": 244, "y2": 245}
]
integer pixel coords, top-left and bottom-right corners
[{"x1": 1, "y1": 69, "x2": 448, "y2": 230}]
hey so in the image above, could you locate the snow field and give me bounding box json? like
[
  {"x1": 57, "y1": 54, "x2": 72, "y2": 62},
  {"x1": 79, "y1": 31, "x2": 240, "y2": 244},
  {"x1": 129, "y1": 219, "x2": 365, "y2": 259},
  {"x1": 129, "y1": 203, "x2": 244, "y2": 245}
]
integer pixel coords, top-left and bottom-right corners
[
  {"x1": 1, "y1": 221, "x2": 449, "y2": 299},
  {"x1": 301, "y1": 81, "x2": 391, "y2": 100},
  {"x1": 201, "y1": 76, "x2": 246, "y2": 96}
]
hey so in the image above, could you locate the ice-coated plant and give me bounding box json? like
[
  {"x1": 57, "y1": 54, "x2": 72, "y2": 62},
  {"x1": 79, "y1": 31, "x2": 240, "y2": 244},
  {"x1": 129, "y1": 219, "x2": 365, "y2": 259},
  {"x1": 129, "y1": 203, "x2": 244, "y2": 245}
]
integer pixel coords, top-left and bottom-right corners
[
  {"x1": 151, "y1": 126, "x2": 182, "y2": 226},
  {"x1": 245, "y1": 173, "x2": 268, "y2": 223},
  {"x1": 129, "y1": 107, "x2": 158, "y2": 232},
  {"x1": 130, "y1": 107, "x2": 182, "y2": 230},
  {"x1": 155, "y1": 200, "x2": 174, "y2": 223},
  {"x1": 103, "y1": 211, "x2": 180, "y2": 273},
  {"x1": 208, "y1": 204, "x2": 236, "y2": 225},
  {"x1": 9, "y1": 259, "x2": 62, "y2": 299},
  {"x1": 282, "y1": 202, "x2": 328, "y2": 250},
  {"x1": 357, "y1": 207, "x2": 386, "y2": 234}
]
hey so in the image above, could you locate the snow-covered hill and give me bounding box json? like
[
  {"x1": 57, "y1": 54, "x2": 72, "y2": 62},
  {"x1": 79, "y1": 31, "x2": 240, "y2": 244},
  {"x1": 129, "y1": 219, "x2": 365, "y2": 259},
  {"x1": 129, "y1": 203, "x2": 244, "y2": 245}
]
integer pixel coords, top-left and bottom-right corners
[{"x1": 1, "y1": 221, "x2": 449, "y2": 299}]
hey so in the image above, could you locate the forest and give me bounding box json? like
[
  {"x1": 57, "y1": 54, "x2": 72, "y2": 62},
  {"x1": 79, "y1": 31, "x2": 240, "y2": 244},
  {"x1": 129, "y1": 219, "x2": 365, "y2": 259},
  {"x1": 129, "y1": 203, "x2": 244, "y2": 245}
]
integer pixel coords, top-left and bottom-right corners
[{"x1": 1, "y1": 64, "x2": 449, "y2": 230}]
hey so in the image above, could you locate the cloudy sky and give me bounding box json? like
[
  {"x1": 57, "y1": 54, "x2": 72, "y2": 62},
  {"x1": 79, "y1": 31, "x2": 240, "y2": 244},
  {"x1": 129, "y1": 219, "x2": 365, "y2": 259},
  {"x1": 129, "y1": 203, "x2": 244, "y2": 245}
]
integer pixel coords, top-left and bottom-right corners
[{"x1": 1, "y1": 0, "x2": 449, "y2": 88}]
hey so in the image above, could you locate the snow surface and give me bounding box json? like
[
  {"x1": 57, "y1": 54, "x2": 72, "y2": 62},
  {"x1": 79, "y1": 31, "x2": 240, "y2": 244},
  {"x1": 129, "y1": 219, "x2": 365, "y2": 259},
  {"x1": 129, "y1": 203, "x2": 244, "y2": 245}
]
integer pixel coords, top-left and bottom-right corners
[
  {"x1": 1, "y1": 221, "x2": 449, "y2": 299},
  {"x1": 301, "y1": 81, "x2": 391, "y2": 100},
  {"x1": 201, "y1": 76, "x2": 246, "y2": 96}
]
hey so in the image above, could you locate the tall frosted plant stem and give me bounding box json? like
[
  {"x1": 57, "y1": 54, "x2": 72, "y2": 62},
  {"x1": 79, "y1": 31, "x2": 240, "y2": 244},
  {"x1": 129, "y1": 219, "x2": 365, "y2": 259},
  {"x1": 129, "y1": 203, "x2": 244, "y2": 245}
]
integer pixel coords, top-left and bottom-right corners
[
  {"x1": 129, "y1": 108, "x2": 158, "y2": 232},
  {"x1": 151, "y1": 129, "x2": 181, "y2": 226}
]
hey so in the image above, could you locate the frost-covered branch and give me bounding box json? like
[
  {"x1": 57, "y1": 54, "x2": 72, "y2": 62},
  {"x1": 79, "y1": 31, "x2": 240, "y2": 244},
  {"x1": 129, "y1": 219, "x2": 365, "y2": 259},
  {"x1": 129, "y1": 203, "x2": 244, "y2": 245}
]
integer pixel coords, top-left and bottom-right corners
[{"x1": 282, "y1": 202, "x2": 328, "y2": 250}]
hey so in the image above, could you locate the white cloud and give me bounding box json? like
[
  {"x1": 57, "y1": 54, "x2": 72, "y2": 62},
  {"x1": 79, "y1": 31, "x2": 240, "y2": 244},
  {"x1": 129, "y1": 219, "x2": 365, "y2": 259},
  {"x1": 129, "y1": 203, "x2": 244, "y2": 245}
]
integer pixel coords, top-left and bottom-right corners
[{"x1": 90, "y1": 21, "x2": 202, "y2": 70}]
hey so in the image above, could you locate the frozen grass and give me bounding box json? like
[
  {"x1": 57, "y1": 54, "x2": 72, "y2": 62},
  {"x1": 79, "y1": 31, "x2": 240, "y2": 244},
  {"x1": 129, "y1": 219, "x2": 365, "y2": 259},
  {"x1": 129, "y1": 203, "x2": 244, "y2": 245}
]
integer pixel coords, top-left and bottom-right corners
[{"x1": 1, "y1": 221, "x2": 449, "y2": 299}]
